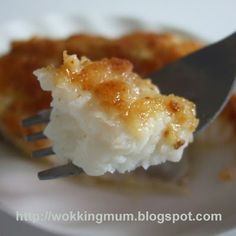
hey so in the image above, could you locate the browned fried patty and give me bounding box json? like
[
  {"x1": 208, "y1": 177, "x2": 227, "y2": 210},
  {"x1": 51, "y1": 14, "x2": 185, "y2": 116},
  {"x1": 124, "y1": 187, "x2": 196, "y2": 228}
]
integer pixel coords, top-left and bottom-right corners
[{"x1": 0, "y1": 32, "x2": 202, "y2": 154}]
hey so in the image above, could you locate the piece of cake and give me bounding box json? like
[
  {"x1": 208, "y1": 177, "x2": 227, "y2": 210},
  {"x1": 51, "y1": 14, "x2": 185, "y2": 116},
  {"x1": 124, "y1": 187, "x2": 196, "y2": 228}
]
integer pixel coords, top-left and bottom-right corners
[{"x1": 35, "y1": 52, "x2": 198, "y2": 176}]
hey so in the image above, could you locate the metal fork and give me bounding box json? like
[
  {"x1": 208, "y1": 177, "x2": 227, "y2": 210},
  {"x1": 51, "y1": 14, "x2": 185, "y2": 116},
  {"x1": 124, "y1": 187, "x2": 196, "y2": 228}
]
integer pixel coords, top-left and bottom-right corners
[{"x1": 22, "y1": 32, "x2": 236, "y2": 180}]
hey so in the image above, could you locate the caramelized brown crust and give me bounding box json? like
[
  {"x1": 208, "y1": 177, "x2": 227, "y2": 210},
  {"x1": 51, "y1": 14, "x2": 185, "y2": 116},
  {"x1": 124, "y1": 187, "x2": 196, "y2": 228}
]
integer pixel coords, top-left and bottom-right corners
[
  {"x1": 0, "y1": 32, "x2": 202, "y2": 153},
  {"x1": 49, "y1": 54, "x2": 198, "y2": 143}
]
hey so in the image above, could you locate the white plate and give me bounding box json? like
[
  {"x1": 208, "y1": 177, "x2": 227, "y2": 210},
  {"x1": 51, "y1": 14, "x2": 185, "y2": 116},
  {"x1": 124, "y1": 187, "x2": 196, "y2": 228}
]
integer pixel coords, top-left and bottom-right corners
[{"x1": 0, "y1": 15, "x2": 236, "y2": 236}]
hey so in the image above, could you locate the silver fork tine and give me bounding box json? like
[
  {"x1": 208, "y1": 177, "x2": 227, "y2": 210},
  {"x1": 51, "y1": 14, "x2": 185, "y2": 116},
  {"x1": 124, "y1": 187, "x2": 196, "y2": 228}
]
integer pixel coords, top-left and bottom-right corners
[
  {"x1": 22, "y1": 109, "x2": 51, "y2": 127},
  {"x1": 25, "y1": 131, "x2": 47, "y2": 142},
  {"x1": 150, "y1": 32, "x2": 236, "y2": 132},
  {"x1": 21, "y1": 111, "x2": 84, "y2": 179},
  {"x1": 32, "y1": 147, "x2": 55, "y2": 158},
  {"x1": 38, "y1": 162, "x2": 84, "y2": 180}
]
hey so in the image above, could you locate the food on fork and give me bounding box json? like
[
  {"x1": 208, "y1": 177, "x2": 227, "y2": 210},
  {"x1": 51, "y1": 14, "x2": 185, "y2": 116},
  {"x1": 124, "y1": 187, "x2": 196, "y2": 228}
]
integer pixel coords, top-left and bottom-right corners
[
  {"x1": 0, "y1": 31, "x2": 235, "y2": 187},
  {"x1": 35, "y1": 52, "x2": 198, "y2": 176}
]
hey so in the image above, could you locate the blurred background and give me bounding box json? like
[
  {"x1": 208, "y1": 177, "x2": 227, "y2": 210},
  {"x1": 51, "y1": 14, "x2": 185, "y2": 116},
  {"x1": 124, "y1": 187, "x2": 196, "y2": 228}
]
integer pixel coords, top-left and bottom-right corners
[
  {"x1": 0, "y1": 0, "x2": 235, "y2": 235},
  {"x1": 1, "y1": 0, "x2": 236, "y2": 41}
]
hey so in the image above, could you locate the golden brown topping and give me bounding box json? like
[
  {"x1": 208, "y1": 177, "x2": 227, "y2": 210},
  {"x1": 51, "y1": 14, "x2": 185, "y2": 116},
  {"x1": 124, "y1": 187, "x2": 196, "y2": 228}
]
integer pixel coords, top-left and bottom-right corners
[
  {"x1": 173, "y1": 140, "x2": 185, "y2": 149},
  {"x1": 167, "y1": 100, "x2": 181, "y2": 113},
  {"x1": 49, "y1": 54, "x2": 198, "y2": 142}
]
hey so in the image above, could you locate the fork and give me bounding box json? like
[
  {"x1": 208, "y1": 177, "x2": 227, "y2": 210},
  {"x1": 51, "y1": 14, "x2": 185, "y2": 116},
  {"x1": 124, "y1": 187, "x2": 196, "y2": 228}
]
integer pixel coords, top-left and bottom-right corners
[{"x1": 22, "y1": 32, "x2": 236, "y2": 180}]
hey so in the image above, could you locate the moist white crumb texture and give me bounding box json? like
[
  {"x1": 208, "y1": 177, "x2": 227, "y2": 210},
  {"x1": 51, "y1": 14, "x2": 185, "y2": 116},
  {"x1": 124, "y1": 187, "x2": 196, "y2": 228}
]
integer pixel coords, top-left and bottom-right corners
[{"x1": 35, "y1": 55, "x2": 194, "y2": 176}]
